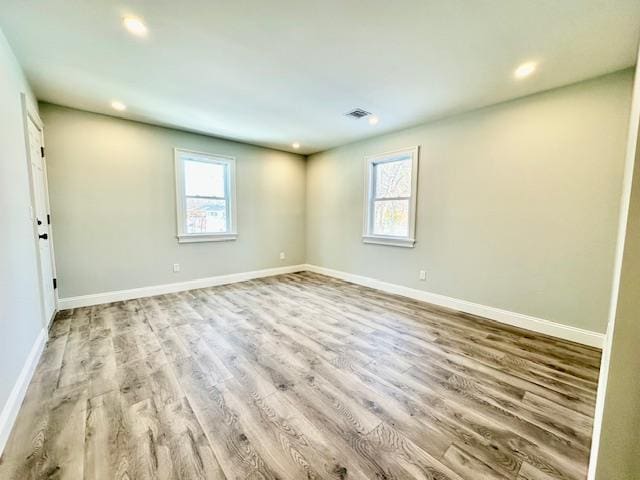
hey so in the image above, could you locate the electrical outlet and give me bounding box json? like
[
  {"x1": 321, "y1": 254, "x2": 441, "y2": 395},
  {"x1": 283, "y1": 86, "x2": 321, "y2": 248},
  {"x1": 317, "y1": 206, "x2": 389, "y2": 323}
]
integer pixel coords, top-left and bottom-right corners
[
  {"x1": 173, "y1": 263, "x2": 180, "y2": 273},
  {"x1": 419, "y1": 270, "x2": 426, "y2": 281},
  {"x1": 279, "y1": 252, "x2": 286, "y2": 260}
]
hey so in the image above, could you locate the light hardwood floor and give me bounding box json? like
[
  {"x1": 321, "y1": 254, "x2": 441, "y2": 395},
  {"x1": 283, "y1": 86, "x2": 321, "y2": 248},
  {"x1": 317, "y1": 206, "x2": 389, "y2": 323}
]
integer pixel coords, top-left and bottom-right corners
[{"x1": 0, "y1": 272, "x2": 601, "y2": 479}]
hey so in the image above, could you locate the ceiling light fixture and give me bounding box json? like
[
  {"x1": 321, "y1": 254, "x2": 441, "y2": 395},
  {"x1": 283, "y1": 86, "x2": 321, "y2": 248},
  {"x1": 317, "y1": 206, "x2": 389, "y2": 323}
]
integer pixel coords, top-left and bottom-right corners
[
  {"x1": 514, "y1": 61, "x2": 537, "y2": 79},
  {"x1": 123, "y1": 16, "x2": 148, "y2": 36},
  {"x1": 111, "y1": 101, "x2": 127, "y2": 111},
  {"x1": 292, "y1": 142, "x2": 300, "y2": 149},
  {"x1": 368, "y1": 115, "x2": 380, "y2": 125}
]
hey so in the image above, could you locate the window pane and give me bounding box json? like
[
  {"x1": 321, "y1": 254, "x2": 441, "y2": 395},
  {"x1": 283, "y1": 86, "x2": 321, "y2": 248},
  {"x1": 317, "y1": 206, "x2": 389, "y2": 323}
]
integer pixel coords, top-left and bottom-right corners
[
  {"x1": 373, "y1": 199, "x2": 409, "y2": 237},
  {"x1": 186, "y1": 198, "x2": 227, "y2": 233},
  {"x1": 374, "y1": 158, "x2": 411, "y2": 198},
  {"x1": 184, "y1": 159, "x2": 226, "y2": 197}
]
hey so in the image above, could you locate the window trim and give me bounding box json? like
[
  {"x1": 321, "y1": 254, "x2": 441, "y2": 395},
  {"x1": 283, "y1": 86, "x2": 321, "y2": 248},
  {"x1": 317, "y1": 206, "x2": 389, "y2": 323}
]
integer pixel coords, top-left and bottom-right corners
[
  {"x1": 362, "y1": 146, "x2": 419, "y2": 248},
  {"x1": 174, "y1": 148, "x2": 238, "y2": 243}
]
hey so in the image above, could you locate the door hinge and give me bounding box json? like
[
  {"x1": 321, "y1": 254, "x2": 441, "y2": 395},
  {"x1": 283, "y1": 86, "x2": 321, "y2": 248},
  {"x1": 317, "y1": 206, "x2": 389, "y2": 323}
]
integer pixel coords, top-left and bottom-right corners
[
  {"x1": 47, "y1": 214, "x2": 51, "y2": 225},
  {"x1": 52, "y1": 278, "x2": 57, "y2": 289},
  {"x1": 40, "y1": 146, "x2": 45, "y2": 158}
]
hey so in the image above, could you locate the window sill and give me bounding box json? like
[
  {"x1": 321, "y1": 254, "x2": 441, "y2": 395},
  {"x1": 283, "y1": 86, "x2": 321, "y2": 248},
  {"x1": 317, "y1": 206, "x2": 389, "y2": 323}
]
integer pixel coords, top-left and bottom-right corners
[
  {"x1": 177, "y1": 233, "x2": 238, "y2": 243},
  {"x1": 362, "y1": 235, "x2": 415, "y2": 248}
]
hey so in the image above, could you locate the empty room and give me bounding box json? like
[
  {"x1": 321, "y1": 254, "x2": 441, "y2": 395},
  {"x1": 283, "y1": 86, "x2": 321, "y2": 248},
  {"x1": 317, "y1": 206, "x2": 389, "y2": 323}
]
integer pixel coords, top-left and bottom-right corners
[{"x1": 2, "y1": 1, "x2": 640, "y2": 479}]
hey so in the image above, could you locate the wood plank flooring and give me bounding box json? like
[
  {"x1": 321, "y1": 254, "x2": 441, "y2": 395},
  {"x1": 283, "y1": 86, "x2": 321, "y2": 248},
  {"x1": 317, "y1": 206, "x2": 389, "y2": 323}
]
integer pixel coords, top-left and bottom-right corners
[{"x1": 0, "y1": 272, "x2": 601, "y2": 479}]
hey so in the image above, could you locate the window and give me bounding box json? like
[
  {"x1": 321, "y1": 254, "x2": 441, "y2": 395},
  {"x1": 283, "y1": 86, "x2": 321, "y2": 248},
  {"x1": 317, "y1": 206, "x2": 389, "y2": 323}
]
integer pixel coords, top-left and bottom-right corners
[
  {"x1": 363, "y1": 146, "x2": 419, "y2": 247},
  {"x1": 175, "y1": 148, "x2": 237, "y2": 243}
]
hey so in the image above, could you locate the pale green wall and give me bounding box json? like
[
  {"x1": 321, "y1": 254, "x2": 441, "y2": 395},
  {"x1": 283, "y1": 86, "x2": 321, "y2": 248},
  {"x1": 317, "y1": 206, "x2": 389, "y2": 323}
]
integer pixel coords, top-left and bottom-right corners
[
  {"x1": 41, "y1": 104, "x2": 306, "y2": 298},
  {"x1": 306, "y1": 70, "x2": 633, "y2": 333},
  {"x1": 0, "y1": 31, "x2": 44, "y2": 426},
  {"x1": 592, "y1": 54, "x2": 640, "y2": 480},
  {"x1": 594, "y1": 112, "x2": 640, "y2": 479}
]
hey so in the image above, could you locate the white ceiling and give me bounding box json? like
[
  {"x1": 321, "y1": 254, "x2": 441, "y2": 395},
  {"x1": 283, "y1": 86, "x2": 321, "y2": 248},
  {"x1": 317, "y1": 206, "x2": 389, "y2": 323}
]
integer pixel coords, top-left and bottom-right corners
[{"x1": 1, "y1": 1, "x2": 639, "y2": 154}]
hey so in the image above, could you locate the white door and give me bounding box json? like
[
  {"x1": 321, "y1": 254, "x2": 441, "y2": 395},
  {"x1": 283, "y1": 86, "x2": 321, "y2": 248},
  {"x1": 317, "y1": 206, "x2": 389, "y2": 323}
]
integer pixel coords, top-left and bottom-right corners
[{"x1": 27, "y1": 115, "x2": 56, "y2": 324}]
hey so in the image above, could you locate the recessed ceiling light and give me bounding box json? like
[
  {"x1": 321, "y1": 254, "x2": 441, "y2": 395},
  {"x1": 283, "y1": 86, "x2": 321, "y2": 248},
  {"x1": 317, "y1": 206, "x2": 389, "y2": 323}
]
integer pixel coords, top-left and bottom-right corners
[
  {"x1": 368, "y1": 115, "x2": 380, "y2": 125},
  {"x1": 514, "y1": 61, "x2": 537, "y2": 79},
  {"x1": 123, "y1": 16, "x2": 148, "y2": 36},
  {"x1": 111, "y1": 101, "x2": 127, "y2": 111},
  {"x1": 292, "y1": 142, "x2": 300, "y2": 149}
]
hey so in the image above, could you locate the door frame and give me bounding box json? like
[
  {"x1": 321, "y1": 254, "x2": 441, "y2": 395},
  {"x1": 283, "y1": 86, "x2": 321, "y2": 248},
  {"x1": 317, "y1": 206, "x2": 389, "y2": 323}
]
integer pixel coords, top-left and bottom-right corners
[{"x1": 21, "y1": 93, "x2": 58, "y2": 327}]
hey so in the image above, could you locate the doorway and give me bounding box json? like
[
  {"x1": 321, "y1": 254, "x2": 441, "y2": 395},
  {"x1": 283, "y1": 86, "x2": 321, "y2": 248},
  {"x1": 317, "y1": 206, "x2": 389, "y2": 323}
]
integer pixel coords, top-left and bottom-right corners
[{"x1": 24, "y1": 100, "x2": 57, "y2": 325}]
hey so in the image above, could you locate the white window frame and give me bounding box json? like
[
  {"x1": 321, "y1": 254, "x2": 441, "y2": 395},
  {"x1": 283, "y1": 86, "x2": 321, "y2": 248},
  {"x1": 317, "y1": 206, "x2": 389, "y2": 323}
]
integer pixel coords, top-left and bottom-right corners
[
  {"x1": 362, "y1": 146, "x2": 419, "y2": 248},
  {"x1": 174, "y1": 148, "x2": 238, "y2": 243}
]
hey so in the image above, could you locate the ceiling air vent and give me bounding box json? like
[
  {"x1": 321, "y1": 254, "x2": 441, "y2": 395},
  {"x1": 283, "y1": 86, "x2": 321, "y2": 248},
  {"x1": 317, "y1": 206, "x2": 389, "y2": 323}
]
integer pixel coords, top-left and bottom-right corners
[{"x1": 345, "y1": 108, "x2": 371, "y2": 119}]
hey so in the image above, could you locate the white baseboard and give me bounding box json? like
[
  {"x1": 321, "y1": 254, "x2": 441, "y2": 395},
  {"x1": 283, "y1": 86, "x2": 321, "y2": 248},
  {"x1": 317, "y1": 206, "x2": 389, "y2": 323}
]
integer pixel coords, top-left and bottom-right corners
[
  {"x1": 58, "y1": 264, "x2": 307, "y2": 310},
  {"x1": 0, "y1": 327, "x2": 47, "y2": 456},
  {"x1": 303, "y1": 264, "x2": 604, "y2": 349},
  {"x1": 58, "y1": 262, "x2": 604, "y2": 348}
]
